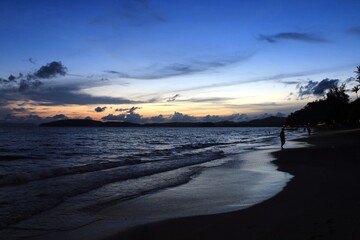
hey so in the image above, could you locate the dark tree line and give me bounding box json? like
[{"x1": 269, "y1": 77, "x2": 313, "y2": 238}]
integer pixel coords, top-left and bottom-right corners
[{"x1": 287, "y1": 66, "x2": 360, "y2": 128}]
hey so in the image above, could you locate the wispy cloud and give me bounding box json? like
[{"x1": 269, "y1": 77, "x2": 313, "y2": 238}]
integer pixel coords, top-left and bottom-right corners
[
  {"x1": 177, "y1": 97, "x2": 233, "y2": 103},
  {"x1": 259, "y1": 32, "x2": 328, "y2": 43},
  {"x1": 106, "y1": 54, "x2": 253, "y2": 80},
  {"x1": 175, "y1": 71, "x2": 315, "y2": 93},
  {"x1": 103, "y1": 70, "x2": 129, "y2": 78},
  {"x1": 167, "y1": 94, "x2": 180, "y2": 102},
  {"x1": 24, "y1": 88, "x2": 142, "y2": 106},
  {"x1": 171, "y1": 66, "x2": 352, "y2": 94},
  {"x1": 115, "y1": 106, "x2": 141, "y2": 113}
]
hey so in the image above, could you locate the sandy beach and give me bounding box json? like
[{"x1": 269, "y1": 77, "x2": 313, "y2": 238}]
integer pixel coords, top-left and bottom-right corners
[{"x1": 110, "y1": 129, "x2": 360, "y2": 240}]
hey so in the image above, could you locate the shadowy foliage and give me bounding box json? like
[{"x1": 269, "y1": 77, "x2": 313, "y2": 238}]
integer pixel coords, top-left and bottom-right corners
[{"x1": 287, "y1": 67, "x2": 360, "y2": 127}]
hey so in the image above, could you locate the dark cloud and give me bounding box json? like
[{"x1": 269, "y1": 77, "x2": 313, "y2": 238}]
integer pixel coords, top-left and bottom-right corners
[
  {"x1": 11, "y1": 107, "x2": 29, "y2": 113},
  {"x1": 259, "y1": 32, "x2": 328, "y2": 43},
  {"x1": 103, "y1": 106, "x2": 143, "y2": 122},
  {"x1": 102, "y1": 113, "x2": 127, "y2": 121},
  {"x1": 279, "y1": 80, "x2": 302, "y2": 85},
  {"x1": 24, "y1": 88, "x2": 141, "y2": 106},
  {"x1": 297, "y1": 80, "x2": 320, "y2": 96},
  {"x1": 1, "y1": 83, "x2": 139, "y2": 106},
  {"x1": 170, "y1": 112, "x2": 198, "y2": 122},
  {"x1": 1, "y1": 60, "x2": 140, "y2": 106},
  {"x1": 18, "y1": 79, "x2": 43, "y2": 92},
  {"x1": 103, "y1": 70, "x2": 130, "y2": 78},
  {"x1": 148, "y1": 114, "x2": 167, "y2": 123},
  {"x1": 0, "y1": 61, "x2": 67, "y2": 94},
  {"x1": 203, "y1": 113, "x2": 249, "y2": 122},
  {"x1": 95, "y1": 106, "x2": 107, "y2": 112},
  {"x1": 33, "y1": 61, "x2": 67, "y2": 79},
  {"x1": 45, "y1": 114, "x2": 68, "y2": 121},
  {"x1": 109, "y1": 54, "x2": 253, "y2": 80},
  {"x1": 8, "y1": 75, "x2": 16, "y2": 82},
  {"x1": 115, "y1": 106, "x2": 141, "y2": 113},
  {"x1": 167, "y1": 94, "x2": 180, "y2": 102},
  {"x1": 0, "y1": 74, "x2": 18, "y2": 85},
  {"x1": 101, "y1": 111, "x2": 142, "y2": 123},
  {"x1": 297, "y1": 78, "x2": 339, "y2": 98},
  {"x1": 100, "y1": 111, "x2": 287, "y2": 124},
  {"x1": 312, "y1": 79, "x2": 339, "y2": 95},
  {"x1": 102, "y1": 111, "x2": 197, "y2": 123}
]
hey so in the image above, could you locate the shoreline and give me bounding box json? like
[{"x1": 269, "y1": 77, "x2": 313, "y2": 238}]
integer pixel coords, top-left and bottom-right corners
[
  {"x1": 18, "y1": 145, "x2": 293, "y2": 240},
  {"x1": 110, "y1": 129, "x2": 360, "y2": 240}
]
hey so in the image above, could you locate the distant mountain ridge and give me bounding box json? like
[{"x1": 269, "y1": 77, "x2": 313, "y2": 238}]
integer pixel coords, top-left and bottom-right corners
[{"x1": 39, "y1": 116, "x2": 286, "y2": 127}]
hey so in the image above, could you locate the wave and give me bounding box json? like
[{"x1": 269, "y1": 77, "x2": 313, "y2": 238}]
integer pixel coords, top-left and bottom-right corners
[
  {"x1": 0, "y1": 159, "x2": 141, "y2": 187},
  {"x1": 0, "y1": 150, "x2": 225, "y2": 228},
  {"x1": 0, "y1": 142, "x2": 229, "y2": 187},
  {"x1": 0, "y1": 141, "x2": 230, "y2": 187},
  {"x1": 135, "y1": 142, "x2": 232, "y2": 158}
]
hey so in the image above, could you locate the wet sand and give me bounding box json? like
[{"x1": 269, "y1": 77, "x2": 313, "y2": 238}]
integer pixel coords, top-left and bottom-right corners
[
  {"x1": 110, "y1": 129, "x2": 360, "y2": 240},
  {"x1": 20, "y1": 147, "x2": 293, "y2": 240}
]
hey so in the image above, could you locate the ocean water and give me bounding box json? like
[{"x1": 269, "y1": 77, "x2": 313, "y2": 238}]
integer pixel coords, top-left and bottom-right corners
[{"x1": 0, "y1": 126, "x2": 304, "y2": 234}]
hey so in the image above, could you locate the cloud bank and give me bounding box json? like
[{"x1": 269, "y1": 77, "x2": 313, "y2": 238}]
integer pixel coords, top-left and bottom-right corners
[
  {"x1": 0, "y1": 61, "x2": 140, "y2": 108},
  {"x1": 101, "y1": 106, "x2": 286, "y2": 124}
]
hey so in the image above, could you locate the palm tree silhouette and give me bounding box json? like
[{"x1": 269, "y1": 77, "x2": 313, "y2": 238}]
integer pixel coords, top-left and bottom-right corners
[
  {"x1": 355, "y1": 66, "x2": 360, "y2": 84},
  {"x1": 352, "y1": 86, "x2": 359, "y2": 99}
]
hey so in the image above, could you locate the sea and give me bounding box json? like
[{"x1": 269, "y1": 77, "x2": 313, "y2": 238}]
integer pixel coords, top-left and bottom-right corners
[{"x1": 0, "y1": 126, "x2": 305, "y2": 239}]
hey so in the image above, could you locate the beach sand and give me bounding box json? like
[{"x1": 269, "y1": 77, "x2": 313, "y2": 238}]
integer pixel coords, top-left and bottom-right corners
[{"x1": 109, "y1": 129, "x2": 360, "y2": 240}]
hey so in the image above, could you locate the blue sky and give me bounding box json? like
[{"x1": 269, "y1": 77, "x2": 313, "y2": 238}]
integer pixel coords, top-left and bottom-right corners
[{"x1": 0, "y1": 0, "x2": 359, "y2": 123}]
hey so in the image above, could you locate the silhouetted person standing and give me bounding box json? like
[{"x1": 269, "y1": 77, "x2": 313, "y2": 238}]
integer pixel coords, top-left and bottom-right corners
[
  {"x1": 307, "y1": 127, "x2": 311, "y2": 136},
  {"x1": 280, "y1": 127, "x2": 285, "y2": 150}
]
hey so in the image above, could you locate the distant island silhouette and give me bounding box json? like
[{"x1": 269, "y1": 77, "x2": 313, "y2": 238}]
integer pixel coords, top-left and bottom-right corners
[{"x1": 39, "y1": 116, "x2": 286, "y2": 128}]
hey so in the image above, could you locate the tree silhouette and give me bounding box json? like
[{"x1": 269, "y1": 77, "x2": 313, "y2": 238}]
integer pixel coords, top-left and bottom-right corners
[
  {"x1": 355, "y1": 66, "x2": 360, "y2": 84},
  {"x1": 287, "y1": 66, "x2": 360, "y2": 127},
  {"x1": 287, "y1": 84, "x2": 349, "y2": 126},
  {"x1": 326, "y1": 83, "x2": 349, "y2": 103},
  {"x1": 352, "y1": 86, "x2": 359, "y2": 99}
]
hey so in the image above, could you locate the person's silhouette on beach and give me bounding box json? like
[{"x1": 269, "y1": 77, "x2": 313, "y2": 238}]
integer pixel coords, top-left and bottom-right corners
[
  {"x1": 280, "y1": 127, "x2": 285, "y2": 150},
  {"x1": 307, "y1": 127, "x2": 311, "y2": 136}
]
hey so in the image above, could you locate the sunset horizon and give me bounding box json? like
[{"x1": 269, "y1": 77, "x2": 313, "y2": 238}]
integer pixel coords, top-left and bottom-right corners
[
  {"x1": 1, "y1": 0, "x2": 359, "y2": 124},
  {"x1": 1, "y1": 1, "x2": 360, "y2": 240}
]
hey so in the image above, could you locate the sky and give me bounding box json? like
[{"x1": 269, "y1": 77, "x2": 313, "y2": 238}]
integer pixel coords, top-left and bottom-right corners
[{"x1": 0, "y1": 0, "x2": 359, "y2": 124}]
